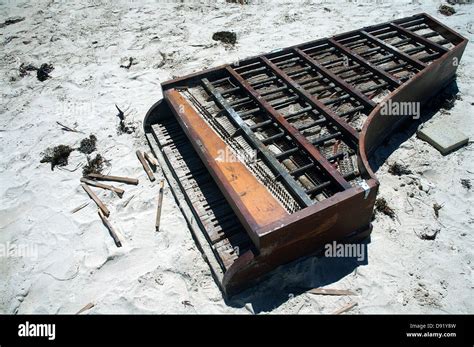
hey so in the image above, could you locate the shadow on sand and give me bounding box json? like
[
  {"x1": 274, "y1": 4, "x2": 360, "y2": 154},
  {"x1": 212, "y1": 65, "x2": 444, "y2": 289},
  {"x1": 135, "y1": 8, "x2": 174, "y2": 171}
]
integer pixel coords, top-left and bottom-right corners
[{"x1": 226, "y1": 240, "x2": 369, "y2": 313}]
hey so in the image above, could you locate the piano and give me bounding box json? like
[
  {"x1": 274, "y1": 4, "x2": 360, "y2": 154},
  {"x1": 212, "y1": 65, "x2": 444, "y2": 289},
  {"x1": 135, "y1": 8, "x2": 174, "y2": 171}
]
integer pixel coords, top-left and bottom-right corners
[{"x1": 144, "y1": 13, "x2": 467, "y2": 296}]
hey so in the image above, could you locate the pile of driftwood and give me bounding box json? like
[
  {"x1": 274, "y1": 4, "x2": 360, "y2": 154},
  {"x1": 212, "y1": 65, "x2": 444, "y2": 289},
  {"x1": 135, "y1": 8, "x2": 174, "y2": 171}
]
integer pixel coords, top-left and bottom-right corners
[{"x1": 76, "y1": 150, "x2": 165, "y2": 247}]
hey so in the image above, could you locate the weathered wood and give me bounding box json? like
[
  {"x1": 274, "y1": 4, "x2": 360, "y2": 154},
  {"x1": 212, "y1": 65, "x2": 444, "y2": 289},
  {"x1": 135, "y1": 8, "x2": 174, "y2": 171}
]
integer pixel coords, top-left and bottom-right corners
[
  {"x1": 80, "y1": 177, "x2": 124, "y2": 198},
  {"x1": 308, "y1": 288, "x2": 356, "y2": 296},
  {"x1": 136, "y1": 150, "x2": 156, "y2": 182},
  {"x1": 98, "y1": 209, "x2": 122, "y2": 247},
  {"x1": 81, "y1": 183, "x2": 110, "y2": 217},
  {"x1": 70, "y1": 201, "x2": 89, "y2": 214},
  {"x1": 56, "y1": 121, "x2": 83, "y2": 133},
  {"x1": 76, "y1": 302, "x2": 95, "y2": 315},
  {"x1": 87, "y1": 173, "x2": 139, "y2": 185},
  {"x1": 155, "y1": 179, "x2": 165, "y2": 231},
  {"x1": 144, "y1": 151, "x2": 159, "y2": 167},
  {"x1": 332, "y1": 302, "x2": 358, "y2": 314},
  {"x1": 165, "y1": 89, "x2": 289, "y2": 236}
]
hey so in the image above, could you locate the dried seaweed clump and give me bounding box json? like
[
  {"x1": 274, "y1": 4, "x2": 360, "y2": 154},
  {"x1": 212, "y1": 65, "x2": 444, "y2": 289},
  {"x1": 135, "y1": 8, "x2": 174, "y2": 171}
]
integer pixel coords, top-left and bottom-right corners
[
  {"x1": 388, "y1": 162, "x2": 412, "y2": 176},
  {"x1": 439, "y1": 5, "x2": 455, "y2": 16},
  {"x1": 461, "y1": 179, "x2": 471, "y2": 190},
  {"x1": 19, "y1": 63, "x2": 37, "y2": 77},
  {"x1": 37, "y1": 63, "x2": 54, "y2": 82},
  {"x1": 82, "y1": 154, "x2": 107, "y2": 176},
  {"x1": 78, "y1": 134, "x2": 97, "y2": 154},
  {"x1": 374, "y1": 198, "x2": 395, "y2": 219},
  {"x1": 19, "y1": 62, "x2": 54, "y2": 81},
  {"x1": 119, "y1": 121, "x2": 136, "y2": 135},
  {"x1": 40, "y1": 145, "x2": 74, "y2": 170},
  {"x1": 212, "y1": 31, "x2": 237, "y2": 45}
]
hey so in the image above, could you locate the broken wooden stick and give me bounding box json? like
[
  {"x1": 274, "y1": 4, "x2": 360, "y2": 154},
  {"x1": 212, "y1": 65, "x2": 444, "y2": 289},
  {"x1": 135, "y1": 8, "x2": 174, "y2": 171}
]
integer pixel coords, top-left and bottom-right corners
[
  {"x1": 80, "y1": 177, "x2": 124, "y2": 198},
  {"x1": 155, "y1": 179, "x2": 165, "y2": 232},
  {"x1": 332, "y1": 302, "x2": 358, "y2": 315},
  {"x1": 56, "y1": 121, "x2": 83, "y2": 133},
  {"x1": 70, "y1": 201, "x2": 90, "y2": 214},
  {"x1": 87, "y1": 173, "x2": 138, "y2": 185},
  {"x1": 81, "y1": 183, "x2": 110, "y2": 217},
  {"x1": 308, "y1": 288, "x2": 356, "y2": 296},
  {"x1": 136, "y1": 150, "x2": 155, "y2": 182},
  {"x1": 144, "y1": 151, "x2": 158, "y2": 168},
  {"x1": 98, "y1": 209, "x2": 122, "y2": 247},
  {"x1": 76, "y1": 302, "x2": 95, "y2": 315}
]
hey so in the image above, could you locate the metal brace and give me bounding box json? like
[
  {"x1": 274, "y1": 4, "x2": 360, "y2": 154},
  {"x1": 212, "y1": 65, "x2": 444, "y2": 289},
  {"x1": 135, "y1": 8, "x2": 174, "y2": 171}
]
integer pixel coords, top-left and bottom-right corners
[{"x1": 358, "y1": 180, "x2": 371, "y2": 199}]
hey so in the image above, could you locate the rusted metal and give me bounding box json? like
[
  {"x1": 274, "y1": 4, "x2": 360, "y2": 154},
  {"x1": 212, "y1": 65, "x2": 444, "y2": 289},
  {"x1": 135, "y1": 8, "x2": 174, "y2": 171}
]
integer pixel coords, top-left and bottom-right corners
[{"x1": 144, "y1": 13, "x2": 467, "y2": 297}]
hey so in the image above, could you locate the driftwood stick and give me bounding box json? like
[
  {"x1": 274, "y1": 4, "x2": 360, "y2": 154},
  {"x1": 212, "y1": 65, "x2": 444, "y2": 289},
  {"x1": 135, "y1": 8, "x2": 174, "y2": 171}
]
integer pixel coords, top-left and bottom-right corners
[
  {"x1": 308, "y1": 288, "x2": 356, "y2": 296},
  {"x1": 87, "y1": 173, "x2": 138, "y2": 185},
  {"x1": 144, "y1": 151, "x2": 158, "y2": 169},
  {"x1": 80, "y1": 177, "x2": 124, "y2": 198},
  {"x1": 76, "y1": 302, "x2": 95, "y2": 315},
  {"x1": 98, "y1": 209, "x2": 122, "y2": 247},
  {"x1": 136, "y1": 150, "x2": 155, "y2": 182},
  {"x1": 56, "y1": 121, "x2": 83, "y2": 133},
  {"x1": 332, "y1": 302, "x2": 358, "y2": 315},
  {"x1": 81, "y1": 183, "x2": 110, "y2": 217},
  {"x1": 70, "y1": 201, "x2": 90, "y2": 214},
  {"x1": 155, "y1": 179, "x2": 165, "y2": 231}
]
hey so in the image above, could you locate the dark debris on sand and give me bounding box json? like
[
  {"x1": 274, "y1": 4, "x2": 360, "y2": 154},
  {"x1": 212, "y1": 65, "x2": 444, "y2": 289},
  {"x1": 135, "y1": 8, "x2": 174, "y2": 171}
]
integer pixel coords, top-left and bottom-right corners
[
  {"x1": 439, "y1": 5, "x2": 456, "y2": 16},
  {"x1": 433, "y1": 203, "x2": 442, "y2": 218},
  {"x1": 417, "y1": 227, "x2": 440, "y2": 240},
  {"x1": 375, "y1": 198, "x2": 396, "y2": 219},
  {"x1": 37, "y1": 63, "x2": 54, "y2": 81},
  {"x1": 212, "y1": 31, "x2": 237, "y2": 45},
  {"x1": 78, "y1": 134, "x2": 97, "y2": 154},
  {"x1": 388, "y1": 162, "x2": 413, "y2": 176},
  {"x1": 40, "y1": 145, "x2": 74, "y2": 170},
  {"x1": 19, "y1": 63, "x2": 37, "y2": 77},
  {"x1": 115, "y1": 104, "x2": 136, "y2": 134},
  {"x1": 461, "y1": 179, "x2": 471, "y2": 190},
  {"x1": 120, "y1": 57, "x2": 134, "y2": 69},
  {"x1": 19, "y1": 62, "x2": 54, "y2": 81},
  {"x1": 0, "y1": 16, "x2": 25, "y2": 28},
  {"x1": 226, "y1": 0, "x2": 250, "y2": 3},
  {"x1": 82, "y1": 154, "x2": 107, "y2": 176}
]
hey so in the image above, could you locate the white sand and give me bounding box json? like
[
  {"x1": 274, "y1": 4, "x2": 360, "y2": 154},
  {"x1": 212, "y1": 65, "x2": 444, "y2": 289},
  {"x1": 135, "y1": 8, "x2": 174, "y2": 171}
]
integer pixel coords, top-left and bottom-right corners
[{"x1": 0, "y1": 0, "x2": 472, "y2": 314}]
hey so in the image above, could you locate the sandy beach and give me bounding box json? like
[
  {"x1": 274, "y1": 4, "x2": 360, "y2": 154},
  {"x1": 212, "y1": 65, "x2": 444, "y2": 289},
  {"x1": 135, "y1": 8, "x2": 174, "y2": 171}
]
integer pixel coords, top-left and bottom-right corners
[{"x1": 0, "y1": 0, "x2": 472, "y2": 314}]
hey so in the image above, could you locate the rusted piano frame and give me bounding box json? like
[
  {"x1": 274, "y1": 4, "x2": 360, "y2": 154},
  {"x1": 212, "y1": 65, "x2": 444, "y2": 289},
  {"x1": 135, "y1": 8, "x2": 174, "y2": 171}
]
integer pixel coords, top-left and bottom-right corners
[{"x1": 144, "y1": 13, "x2": 467, "y2": 296}]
